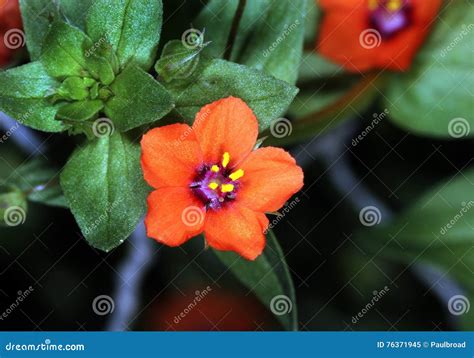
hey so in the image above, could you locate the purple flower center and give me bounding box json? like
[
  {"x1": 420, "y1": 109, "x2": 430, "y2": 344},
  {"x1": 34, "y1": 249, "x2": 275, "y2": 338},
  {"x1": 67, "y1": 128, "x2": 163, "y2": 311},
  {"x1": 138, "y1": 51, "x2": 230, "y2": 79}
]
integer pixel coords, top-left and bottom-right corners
[
  {"x1": 190, "y1": 152, "x2": 244, "y2": 210},
  {"x1": 369, "y1": 0, "x2": 412, "y2": 39}
]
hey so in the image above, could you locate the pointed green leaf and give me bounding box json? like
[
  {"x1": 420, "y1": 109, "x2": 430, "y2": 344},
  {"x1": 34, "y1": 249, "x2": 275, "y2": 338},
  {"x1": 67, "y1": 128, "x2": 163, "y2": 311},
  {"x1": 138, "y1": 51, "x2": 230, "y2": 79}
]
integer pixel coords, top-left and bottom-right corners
[
  {"x1": 385, "y1": 2, "x2": 474, "y2": 138},
  {"x1": 0, "y1": 62, "x2": 64, "y2": 132},
  {"x1": 19, "y1": 0, "x2": 95, "y2": 60},
  {"x1": 56, "y1": 100, "x2": 104, "y2": 121},
  {"x1": 105, "y1": 63, "x2": 174, "y2": 132},
  {"x1": 60, "y1": 132, "x2": 149, "y2": 251},
  {"x1": 86, "y1": 0, "x2": 163, "y2": 70},
  {"x1": 165, "y1": 59, "x2": 298, "y2": 131},
  {"x1": 212, "y1": 230, "x2": 298, "y2": 330}
]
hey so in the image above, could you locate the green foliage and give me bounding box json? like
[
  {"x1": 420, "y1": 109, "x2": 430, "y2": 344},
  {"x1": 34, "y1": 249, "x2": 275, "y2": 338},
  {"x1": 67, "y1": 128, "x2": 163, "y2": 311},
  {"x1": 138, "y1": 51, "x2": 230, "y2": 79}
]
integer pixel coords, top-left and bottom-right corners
[
  {"x1": 195, "y1": 0, "x2": 307, "y2": 85},
  {"x1": 104, "y1": 64, "x2": 174, "y2": 132},
  {"x1": 357, "y1": 168, "x2": 474, "y2": 328},
  {"x1": 165, "y1": 58, "x2": 298, "y2": 131},
  {"x1": 155, "y1": 40, "x2": 208, "y2": 83},
  {"x1": 60, "y1": 133, "x2": 149, "y2": 251},
  {"x1": 86, "y1": 0, "x2": 163, "y2": 71},
  {"x1": 212, "y1": 231, "x2": 298, "y2": 330},
  {"x1": 386, "y1": 2, "x2": 474, "y2": 138},
  {"x1": 0, "y1": 62, "x2": 63, "y2": 132}
]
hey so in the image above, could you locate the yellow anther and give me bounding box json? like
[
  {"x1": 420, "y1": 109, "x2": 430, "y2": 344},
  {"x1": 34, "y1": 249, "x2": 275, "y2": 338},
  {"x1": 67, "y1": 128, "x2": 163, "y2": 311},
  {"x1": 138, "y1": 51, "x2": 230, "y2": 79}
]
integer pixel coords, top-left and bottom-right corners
[
  {"x1": 387, "y1": 0, "x2": 401, "y2": 11},
  {"x1": 208, "y1": 182, "x2": 219, "y2": 190},
  {"x1": 221, "y1": 184, "x2": 234, "y2": 193},
  {"x1": 222, "y1": 152, "x2": 230, "y2": 168},
  {"x1": 229, "y1": 169, "x2": 244, "y2": 181},
  {"x1": 211, "y1": 165, "x2": 219, "y2": 172}
]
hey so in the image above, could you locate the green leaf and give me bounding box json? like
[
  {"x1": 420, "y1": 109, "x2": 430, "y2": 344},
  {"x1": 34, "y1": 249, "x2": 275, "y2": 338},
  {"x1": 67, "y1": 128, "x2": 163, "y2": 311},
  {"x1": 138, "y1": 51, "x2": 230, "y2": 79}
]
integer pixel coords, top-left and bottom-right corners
[
  {"x1": 195, "y1": 0, "x2": 271, "y2": 59},
  {"x1": 165, "y1": 59, "x2": 298, "y2": 131},
  {"x1": 56, "y1": 100, "x2": 104, "y2": 121},
  {"x1": 356, "y1": 168, "x2": 474, "y2": 327},
  {"x1": 385, "y1": 2, "x2": 474, "y2": 138},
  {"x1": 19, "y1": 0, "x2": 60, "y2": 60},
  {"x1": 86, "y1": 0, "x2": 163, "y2": 70},
  {"x1": 238, "y1": 0, "x2": 307, "y2": 85},
  {"x1": 105, "y1": 63, "x2": 174, "y2": 132},
  {"x1": 58, "y1": 0, "x2": 95, "y2": 30},
  {"x1": 155, "y1": 40, "x2": 208, "y2": 83},
  {"x1": 5, "y1": 158, "x2": 68, "y2": 208},
  {"x1": 212, "y1": 230, "x2": 298, "y2": 330},
  {"x1": 19, "y1": 0, "x2": 95, "y2": 60},
  {"x1": 60, "y1": 132, "x2": 149, "y2": 251},
  {"x1": 195, "y1": 0, "x2": 306, "y2": 84},
  {"x1": 0, "y1": 186, "x2": 28, "y2": 227},
  {"x1": 41, "y1": 21, "x2": 96, "y2": 78},
  {"x1": 0, "y1": 62, "x2": 64, "y2": 132}
]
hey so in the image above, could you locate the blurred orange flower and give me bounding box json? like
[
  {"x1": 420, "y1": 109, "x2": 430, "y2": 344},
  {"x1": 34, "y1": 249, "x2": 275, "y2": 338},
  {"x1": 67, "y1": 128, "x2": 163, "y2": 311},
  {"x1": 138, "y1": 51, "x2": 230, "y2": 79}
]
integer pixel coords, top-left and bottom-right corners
[
  {"x1": 141, "y1": 97, "x2": 304, "y2": 260},
  {"x1": 316, "y1": 0, "x2": 442, "y2": 72},
  {"x1": 0, "y1": 0, "x2": 22, "y2": 67}
]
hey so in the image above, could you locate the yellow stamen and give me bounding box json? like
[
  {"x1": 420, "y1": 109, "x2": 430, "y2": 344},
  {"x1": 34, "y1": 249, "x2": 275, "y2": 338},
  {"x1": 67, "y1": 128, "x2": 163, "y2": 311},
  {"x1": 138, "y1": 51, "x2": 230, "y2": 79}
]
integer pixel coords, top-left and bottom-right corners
[
  {"x1": 387, "y1": 0, "x2": 401, "y2": 11},
  {"x1": 221, "y1": 183, "x2": 234, "y2": 193},
  {"x1": 208, "y1": 182, "x2": 219, "y2": 190},
  {"x1": 211, "y1": 165, "x2": 219, "y2": 172},
  {"x1": 222, "y1": 152, "x2": 230, "y2": 168},
  {"x1": 229, "y1": 169, "x2": 244, "y2": 181}
]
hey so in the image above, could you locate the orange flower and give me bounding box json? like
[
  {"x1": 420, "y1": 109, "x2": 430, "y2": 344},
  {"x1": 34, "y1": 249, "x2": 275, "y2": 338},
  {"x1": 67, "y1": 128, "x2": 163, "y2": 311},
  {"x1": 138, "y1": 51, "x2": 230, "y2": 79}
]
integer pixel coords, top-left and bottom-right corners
[
  {"x1": 0, "y1": 0, "x2": 22, "y2": 67},
  {"x1": 316, "y1": 0, "x2": 442, "y2": 72},
  {"x1": 141, "y1": 97, "x2": 304, "y2": 260}
]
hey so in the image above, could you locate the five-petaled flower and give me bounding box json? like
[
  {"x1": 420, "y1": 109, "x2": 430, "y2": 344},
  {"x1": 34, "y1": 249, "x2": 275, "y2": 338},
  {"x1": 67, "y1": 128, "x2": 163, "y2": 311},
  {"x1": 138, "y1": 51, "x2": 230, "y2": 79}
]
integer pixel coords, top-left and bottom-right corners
[
  {"x1": 141, "y1": 97, "x2": 304, "y2": 260},
  {"x1": 0, "y1": 0, "x2": 22, "y2": 67},
  {"x1": 316, "y1": 0, "x2": 442, "y2": 72}
]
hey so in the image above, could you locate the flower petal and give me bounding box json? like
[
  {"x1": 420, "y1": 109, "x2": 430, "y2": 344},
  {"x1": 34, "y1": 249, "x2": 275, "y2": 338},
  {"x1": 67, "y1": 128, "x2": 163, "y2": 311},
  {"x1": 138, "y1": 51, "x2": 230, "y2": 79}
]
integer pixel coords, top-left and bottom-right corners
[
  {"x1": 145, "y1": 187, "x2": 205, "y2": 246},
  {"x1": 238, "y1": 147, "x2": 304, "y2": 212},
  {"x1": 192, "y1": 96, "x2": 258, "y2": 166},
  {"x1": 317, "y1": 0, "x2": 441, "y2": 72},
  {"x1": 204, "y1": 205, "x2": 268, "y2": 261},
  {"x1": 141, "y1": 124, "x2": 203, "y2": 188}
]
